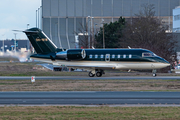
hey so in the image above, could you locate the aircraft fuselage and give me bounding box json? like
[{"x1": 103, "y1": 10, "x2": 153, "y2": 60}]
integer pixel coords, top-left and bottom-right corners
[{"x1": 31, "y1": 48, "x2": 170, "y2": 70}]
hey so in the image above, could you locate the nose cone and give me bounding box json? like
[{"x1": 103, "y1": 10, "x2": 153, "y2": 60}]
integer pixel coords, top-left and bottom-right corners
[
  {"x1": 163, "y1": 63, "x2": 171, "y2": 67},
  {"x1": 155, "y1": 56, "x2": 170, "y2": 68},
  {"x1": 161, "y1": 59, "x2": 171, "y2": 67},
  {"x1": 157, "y1": 62, "x2": 170, "y2": 69},
  {"x1": 154, "y1": 56, "x2": 169, "y2": 64}
]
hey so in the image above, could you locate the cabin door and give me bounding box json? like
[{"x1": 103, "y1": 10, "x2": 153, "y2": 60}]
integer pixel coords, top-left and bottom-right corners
[{"x1": 105, "y1": 54, "x2": 110, "y2": 62}]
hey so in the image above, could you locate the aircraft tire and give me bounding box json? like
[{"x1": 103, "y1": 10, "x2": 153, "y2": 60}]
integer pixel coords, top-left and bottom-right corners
[
  {"x1": 152, "y1": 73, "x2": 156, "y2": 77},
  {"x1": 96, "y1": 72, "x2": 102, "y2": 77},
  {"x1": 89, "y1": 72, "x2": 95, "y2": 77}
]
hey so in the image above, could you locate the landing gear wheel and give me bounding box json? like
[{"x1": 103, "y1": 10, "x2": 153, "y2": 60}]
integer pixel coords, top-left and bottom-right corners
[
  {"x1": 152, "y1": 73, "x2": 156, "y2": 77},
  {"x1": 89, "y1": 72, "x2": 95, "y2": 77},
  {"x1": 96, "y1": 72, "x2": 102, "y2": 77}
]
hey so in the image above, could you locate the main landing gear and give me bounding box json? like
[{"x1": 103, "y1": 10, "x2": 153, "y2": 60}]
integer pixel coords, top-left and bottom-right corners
[
  {"x1": 89, "y1": 71, "x2": 95, "y2": 77},
  {"x1": 152, "y1": 69, "x2": 157, "y2": 77},
  {"x1": 89, "y1": 69, "x2": 105, "y2": 77}
]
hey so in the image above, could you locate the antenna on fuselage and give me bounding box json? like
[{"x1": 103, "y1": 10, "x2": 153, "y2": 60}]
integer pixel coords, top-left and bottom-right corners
[
  {"x1": 92, "y1": 46, "x2": 95, "y2": 49},
  {"x1": 128, "y1": 46, "x2": 131, "y2": 49}
]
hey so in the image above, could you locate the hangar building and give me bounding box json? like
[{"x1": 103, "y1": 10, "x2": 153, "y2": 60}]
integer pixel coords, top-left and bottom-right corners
[{"x1": 41, "y1": 0, "x2": 180, "y2": 49}]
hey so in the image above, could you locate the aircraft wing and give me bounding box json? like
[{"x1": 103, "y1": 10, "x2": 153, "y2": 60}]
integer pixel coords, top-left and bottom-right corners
[{"x1": 66, "y1": 65, "x2": 116, "y2": 71}]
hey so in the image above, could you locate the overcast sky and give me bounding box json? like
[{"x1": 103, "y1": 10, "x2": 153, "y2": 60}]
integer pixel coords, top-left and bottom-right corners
[{"x1": 0, "y1": 0, "x2": 41, "y2": 40}]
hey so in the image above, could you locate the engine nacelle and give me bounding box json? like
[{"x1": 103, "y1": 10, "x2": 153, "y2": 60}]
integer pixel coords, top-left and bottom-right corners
[
  {"x1": 67, "y1": 49, "x2": 86, "y2": 60},
  {"x1": 56, "y1": 49, "x2": 86, "y2": 60}
]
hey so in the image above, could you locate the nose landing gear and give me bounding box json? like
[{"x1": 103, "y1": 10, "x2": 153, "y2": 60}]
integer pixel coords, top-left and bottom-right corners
[{"x1": 152, "y1": 69, "x2": 157, "y2": 77}]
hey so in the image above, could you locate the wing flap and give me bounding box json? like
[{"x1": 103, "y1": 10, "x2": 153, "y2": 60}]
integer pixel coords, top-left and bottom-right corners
[{"x1": 66, "y1": 65, "x2": 116, "y2": 69}]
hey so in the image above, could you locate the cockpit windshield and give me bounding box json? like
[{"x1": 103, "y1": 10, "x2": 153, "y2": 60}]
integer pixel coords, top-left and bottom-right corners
[{"x1": 142, "y1": 52, "x2": 157, "y2": 57}]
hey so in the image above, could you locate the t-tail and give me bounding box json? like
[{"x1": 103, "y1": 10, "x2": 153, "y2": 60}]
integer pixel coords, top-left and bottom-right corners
[{"x1": 23, "y1": 28, "x2": 58, "y2": 54}]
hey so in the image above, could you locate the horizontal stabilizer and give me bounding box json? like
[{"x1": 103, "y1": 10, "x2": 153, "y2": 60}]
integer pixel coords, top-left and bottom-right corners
[
  {"x1": 12, "y1": 30, "x2": 23, "y2": 32},
  {"x1": 23, "y1": 30, "x2": 39, "y2": 33}
]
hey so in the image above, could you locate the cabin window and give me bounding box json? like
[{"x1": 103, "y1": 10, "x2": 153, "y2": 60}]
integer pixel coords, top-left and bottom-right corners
[
  {"x1": 101, "y1": 54, "x2": 104, "y2": 58},
  {"x1": 123, "y1": 54, "x2": 126, "y2": 58},
  {"x1": 89, "y1": 55, "x2": 92, "y2": 58},
  {"x1": 118, "y1": 55, "x2": 120, "y2": 58},
  {"x1": 112, "y1": 54, "x2": 115, "y2": 58},
  {"x1": 129, "y1": 54, "x2": 132, "y2": 58},
  {"x1": 95, "y1": 54, "x2": 98, "y2": 58},
  {"x1": 142, "y1": 53, "x2": 156, "y2": 57},
  {"x1": 142, "y1": 53, "x2": 151, "y2": 57}
]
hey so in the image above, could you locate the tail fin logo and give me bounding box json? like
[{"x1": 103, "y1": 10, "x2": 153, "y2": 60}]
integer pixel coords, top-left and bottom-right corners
[{"x1": 36, "y1": 38, "x2": 48, "y2": 42}]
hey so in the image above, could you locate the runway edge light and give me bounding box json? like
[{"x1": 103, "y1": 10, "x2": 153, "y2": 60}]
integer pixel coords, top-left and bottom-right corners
[{"x1": 31, "y1": 76, "x2": 35, "y2": 83}]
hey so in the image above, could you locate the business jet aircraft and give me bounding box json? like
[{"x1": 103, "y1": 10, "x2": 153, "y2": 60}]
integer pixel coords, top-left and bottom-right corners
[{"x1": 23, "y1": 28, "x2": 170, "y2": 77}]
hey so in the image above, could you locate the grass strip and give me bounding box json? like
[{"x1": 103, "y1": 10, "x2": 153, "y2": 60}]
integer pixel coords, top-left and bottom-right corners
[
  {"x1": 0, "y1": 106, "x2": 180, "y2": 120},
  {"x1": 1, "y1": 79, "x2": 180, "y2": 91}
]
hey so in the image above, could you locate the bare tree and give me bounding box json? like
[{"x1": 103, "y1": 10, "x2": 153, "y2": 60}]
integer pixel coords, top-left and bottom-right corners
[{"x1": 121, "y1": 4, "x2": 177, "y2": 63}]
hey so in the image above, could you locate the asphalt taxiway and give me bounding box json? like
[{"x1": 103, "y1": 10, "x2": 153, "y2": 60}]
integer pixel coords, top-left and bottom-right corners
[
  {"x1": 0, "y1": 91, "x2": 180, "y2": 105},
  {"x1": 0, "y1": 76, "x2": 180, "y2": 80},
  {"x1": 1, "y1": 76, "x2": 180, "y2": 106}
]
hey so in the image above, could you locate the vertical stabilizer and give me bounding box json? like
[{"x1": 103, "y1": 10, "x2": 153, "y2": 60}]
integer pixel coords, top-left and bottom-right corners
[{"x1": 24, "y1": 28, "x2": 57, "y2": 54}]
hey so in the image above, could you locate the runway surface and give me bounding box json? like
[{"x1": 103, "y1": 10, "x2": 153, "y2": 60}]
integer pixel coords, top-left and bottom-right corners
[
  {"x1": 0, "y1": 76, "x2": 180, "y2": 80},
  {"x1": 1, "y1": 91, "x2": 180, "y2": 105}
]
